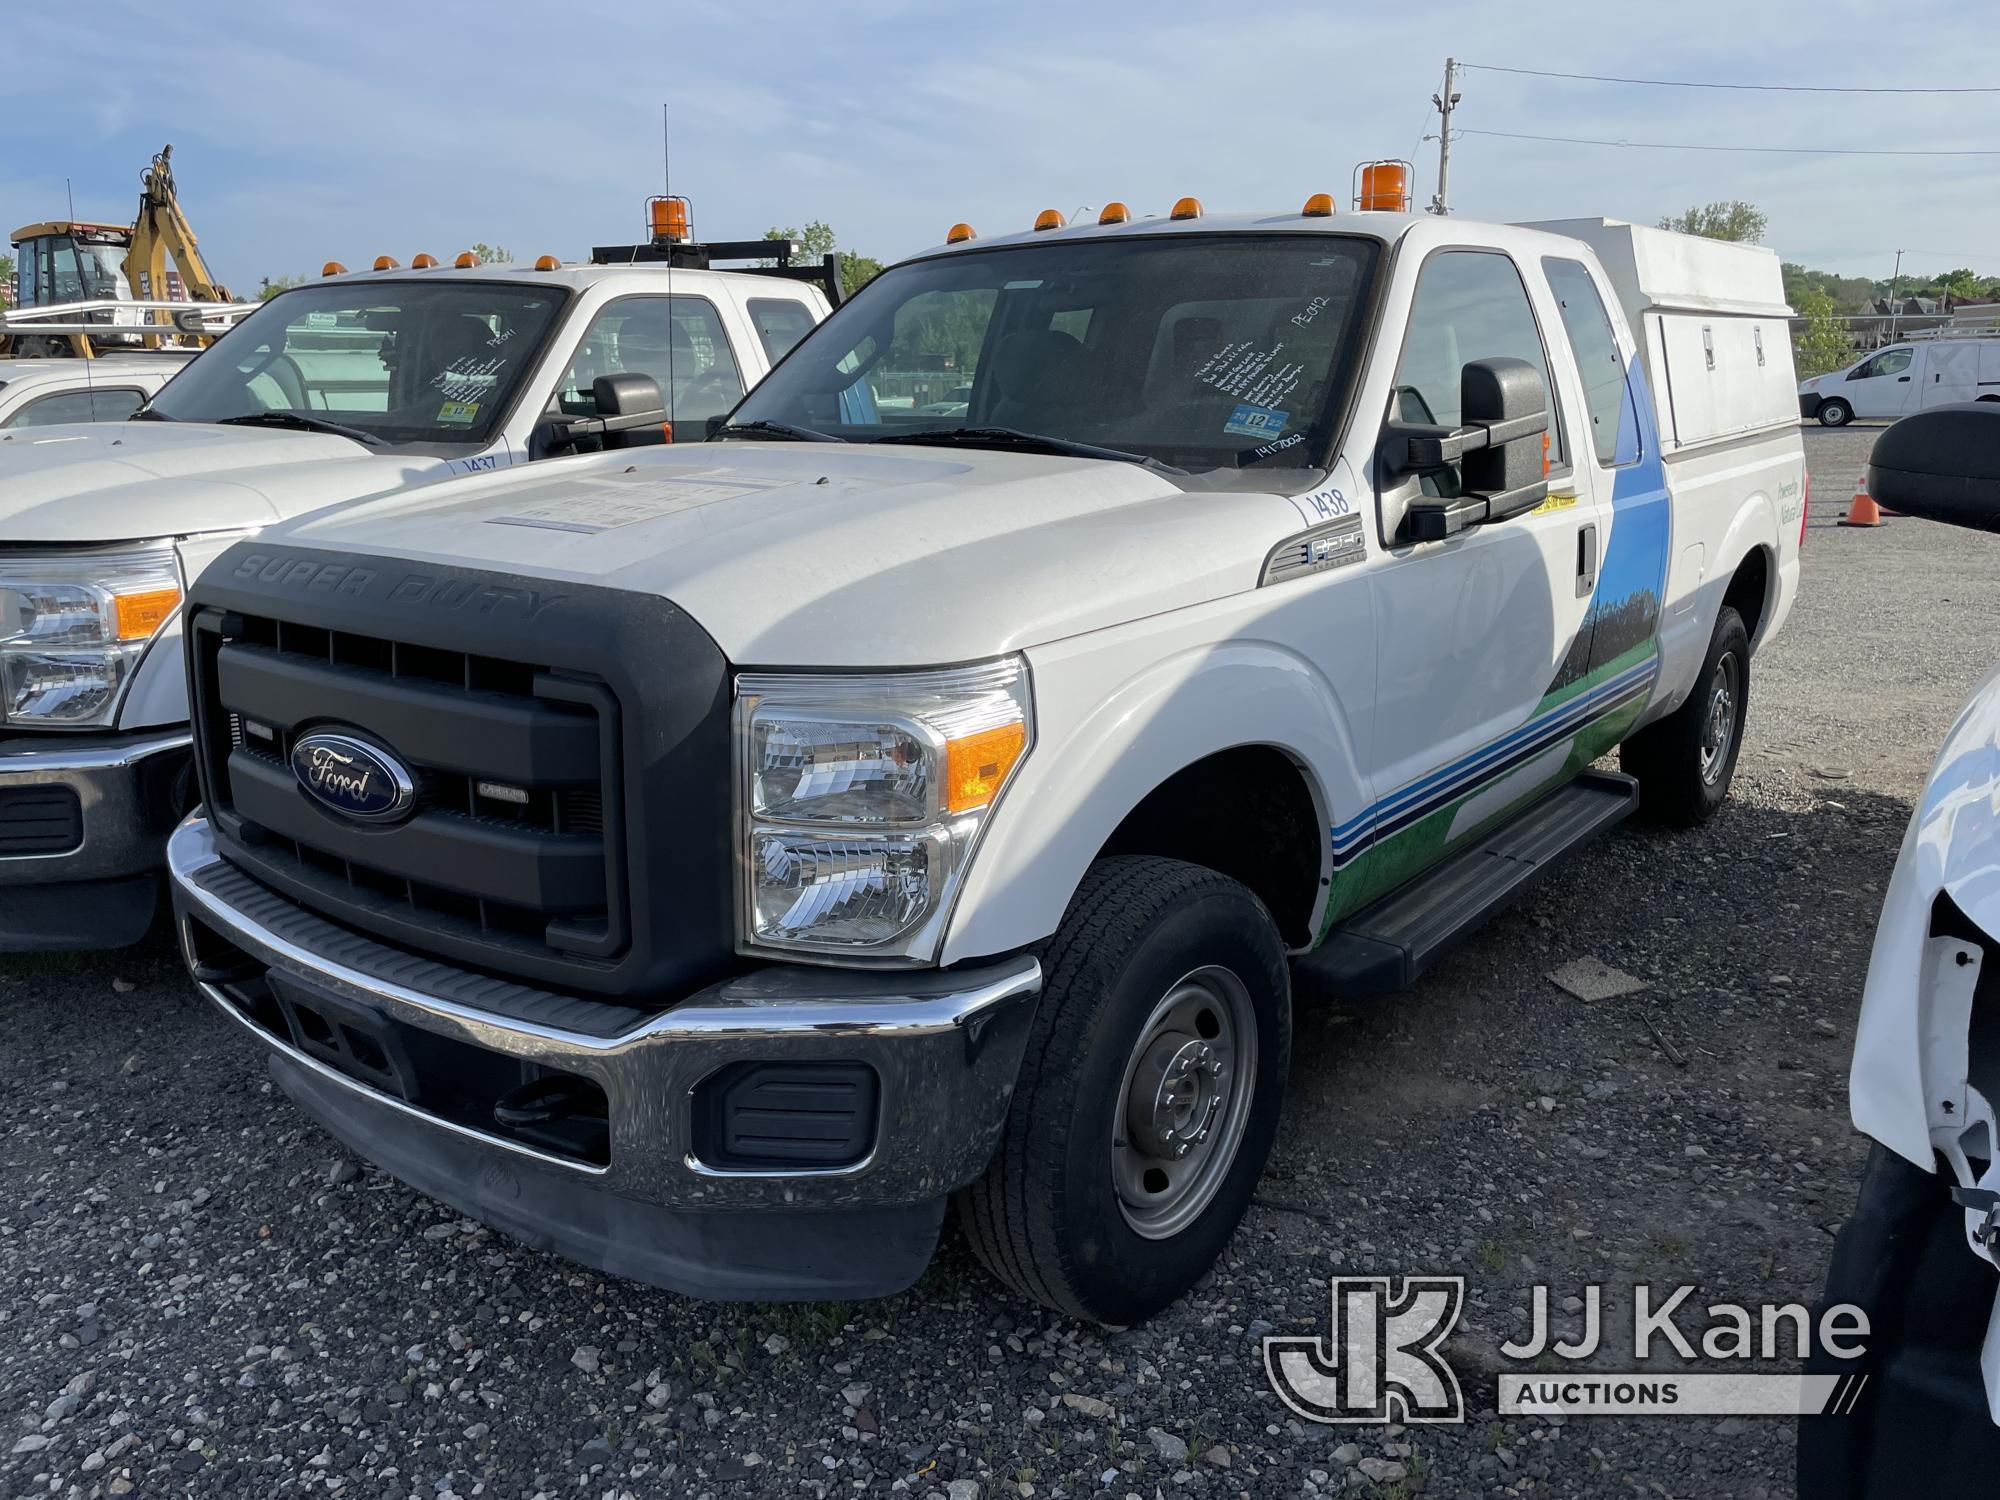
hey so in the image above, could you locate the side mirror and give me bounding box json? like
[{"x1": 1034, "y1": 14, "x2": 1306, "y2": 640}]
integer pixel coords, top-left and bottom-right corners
[
  {"x1": 1867, "y1": 404, "x2": 2000, "y2": 532},
  {"x1": 1383, "y1": 356, "x2": 1551, "y2": 542},
  {"x1": 544, "y1": 373, "x2": 671, "y2": 455}
]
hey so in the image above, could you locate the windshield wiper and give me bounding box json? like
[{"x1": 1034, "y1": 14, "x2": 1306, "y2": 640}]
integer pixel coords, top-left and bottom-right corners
[
  {"x1": 871, "y1": 426, "x2": 1182, "y2": 474},
  {"x1": 715, "y1": 419, "x2": 846, "y2": 443},
  {"x1": 215, "y1": 411, "x2": 384, "y2": 447}
]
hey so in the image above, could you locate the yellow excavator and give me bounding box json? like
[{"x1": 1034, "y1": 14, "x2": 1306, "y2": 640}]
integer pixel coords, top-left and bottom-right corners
[{"x1": 3, "y1": 145, "x2": 248, "y2": 358}]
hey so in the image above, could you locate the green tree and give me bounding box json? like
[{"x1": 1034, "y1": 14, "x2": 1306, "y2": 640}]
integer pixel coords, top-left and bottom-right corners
[
  {"x1": 1791, "y1": 285, "x2": 1851, "y2": 378},
  {"x1": 763, "y1": 223, "x2": 883, "y2": 296},
  {"x1": 469, "y1": 242, "x2": 512, "y2": 266},
  {"x1": 0, "y1": 252, "x2": 14, "y2": 305},
  {"x1": 258, "y1": 273, "x2": 308, "y2": 301},
  {"x1": 1658, "y1": 201, "x2": 1767, "y2": 244}
]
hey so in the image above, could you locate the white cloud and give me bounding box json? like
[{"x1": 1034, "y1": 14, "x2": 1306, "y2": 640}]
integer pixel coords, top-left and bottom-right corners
[{"x1": 6, "y1": 0, "x2": 1994, "y2": 289}]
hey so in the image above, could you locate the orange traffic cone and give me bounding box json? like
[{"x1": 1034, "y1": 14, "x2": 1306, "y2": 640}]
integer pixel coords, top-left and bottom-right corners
[{"x1": 1839, "y1": 491, "x2": 1883, "y2": 527}]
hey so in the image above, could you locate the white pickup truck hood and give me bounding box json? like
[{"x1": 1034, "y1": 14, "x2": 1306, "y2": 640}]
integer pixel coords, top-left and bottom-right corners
[
  {"x1": 265, "y1": 443, "x2": 1303, "y2": 665},
  {"x1": 0, "y1": 422, "x2": 441, "y2": 543}
]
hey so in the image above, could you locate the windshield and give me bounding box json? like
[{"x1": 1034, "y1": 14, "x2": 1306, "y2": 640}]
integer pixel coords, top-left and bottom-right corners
[
  {"x1": 727, "y1": 232, "x2": 1379, "y2": 474},
  {"x1": 146, "y1": 280, "x2": 567, "y2": 449}
]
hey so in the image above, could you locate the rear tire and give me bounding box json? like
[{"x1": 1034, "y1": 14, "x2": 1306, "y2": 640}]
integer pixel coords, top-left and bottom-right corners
[
  {"x1": 1817, "y1": 397, "x2": 1853, "y2": 427},
  {"x1": 956, "y1": 856, "x2": 1290, "y2": 1323},
  {"x1": 1620, "y1": 607, "x2": 1751, "y2": 827}
]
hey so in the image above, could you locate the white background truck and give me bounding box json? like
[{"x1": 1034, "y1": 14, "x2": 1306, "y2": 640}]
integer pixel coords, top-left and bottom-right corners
[
  {"x1": 163, "y1": 200, "x2": 1802, "y2": 1321},
  {"x1": 0, "y1": 234, "x2": 832, "y2": 950},
  {"x1": 0, "y1": 352, "x2": 191, "y2": 429}
]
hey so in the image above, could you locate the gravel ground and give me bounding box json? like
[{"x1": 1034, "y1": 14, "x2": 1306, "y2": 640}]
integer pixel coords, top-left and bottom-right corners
[{"x1": 5, "y1": 420, "x2": 1997, "y2": 1500}]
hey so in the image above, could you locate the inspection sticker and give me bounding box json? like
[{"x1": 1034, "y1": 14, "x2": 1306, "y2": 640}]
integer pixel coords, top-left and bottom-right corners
[
  {"x1": 1224, "y1": 402, "x2": 1289, "y2": 439},
  {"x1": 437, "y1": 400, "x2": 481, "y2": 424},
  {"x1": 487, "y1": 470, "x2": 793, "y2": 534}
]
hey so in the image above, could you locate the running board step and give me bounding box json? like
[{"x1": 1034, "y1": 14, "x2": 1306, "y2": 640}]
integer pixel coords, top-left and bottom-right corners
[{"x1": 1299, "y1": 770, "x2": 1639, "y2": 999}]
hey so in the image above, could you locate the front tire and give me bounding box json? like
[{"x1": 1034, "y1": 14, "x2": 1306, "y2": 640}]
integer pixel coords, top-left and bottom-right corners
[
  {"x1": 1620, "y1": 607, "x2": 1751, "y2": 827},
  {"x1": 956, "y1": 857, "x2": 1290, "y2": 1323},
  {"x1": 1817, "y1": 397, "x2": 1853, "y2": 427}
]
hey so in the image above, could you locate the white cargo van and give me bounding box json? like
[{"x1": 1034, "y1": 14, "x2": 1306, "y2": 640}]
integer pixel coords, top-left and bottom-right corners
[
  {"x1": 1799, "y1": 333, "x2": 2000, "y2": 425},
  {"x1": 164, "y1": 199, "x2": 1803, "y2": 1321}
]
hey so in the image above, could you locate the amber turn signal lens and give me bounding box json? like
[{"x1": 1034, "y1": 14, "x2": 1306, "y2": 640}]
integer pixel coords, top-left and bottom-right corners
[
  {"x1": 945, "y1": 722, "x2": 1028, "y2": 815},
  {"x1": 113, "y1": 586, "x2": 181, "y2": 641}
]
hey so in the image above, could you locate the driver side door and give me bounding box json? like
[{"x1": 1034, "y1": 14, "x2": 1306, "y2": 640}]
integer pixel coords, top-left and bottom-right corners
[{"x1": 1361, "y1": 249, "x2": 1608, "y2": 885}]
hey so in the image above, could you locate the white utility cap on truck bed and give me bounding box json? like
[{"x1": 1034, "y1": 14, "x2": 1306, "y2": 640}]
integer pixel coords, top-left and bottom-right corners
[{"x1": 1524, "y1": 217, "x2": 1797, "y2": 452}]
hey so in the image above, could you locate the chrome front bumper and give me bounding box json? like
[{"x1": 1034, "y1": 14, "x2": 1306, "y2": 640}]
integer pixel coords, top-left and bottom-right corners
[
  {"x1": 0, "y1": 728, "x2": 191, "y2": 883},
  {"x1": 167, "y1": 815, "x2": 1041, "y2": 1216},
  {"x1": 1, "y1": 728, "x2": 192, "y2": 950}
]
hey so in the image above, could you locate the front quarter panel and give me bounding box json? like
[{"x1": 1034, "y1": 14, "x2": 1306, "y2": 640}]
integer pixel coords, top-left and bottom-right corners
[{"x1": 940, "y1": 575, "x2": 1377, "y2": 965}]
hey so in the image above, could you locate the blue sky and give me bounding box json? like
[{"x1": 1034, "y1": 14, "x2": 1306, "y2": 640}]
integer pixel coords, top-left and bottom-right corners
[{"x1": 4, "y1": 1, "x2": 1993, "y2": 293}]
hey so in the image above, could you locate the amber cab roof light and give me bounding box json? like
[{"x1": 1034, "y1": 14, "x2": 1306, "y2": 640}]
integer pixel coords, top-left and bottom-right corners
[
  {"x1": 454, "y1": 251, "x2": 479, "y2": 269},
  {"x1": 411, "y1": 253, "x2": 439, "y2": 269},
  {"x1": 372, "y1": 255, "x2": 399, "y2": 271},
  {"x1": 1032, "y1": 208, "x2": 1065, "y2": 232},
  {"x1": 320, "y1": 261, "x2": 346, "y2": 277},
  {"x1": 1301, "y1": 192, "x2": 1336, "y2": 218},
  {"x1": 649, "y1": 195, "x2": 691, "y2": 243},
  {"x1": 1098, "y1": 202, "x2": 1131, "y2": 225},
  {"x1": 945, "y1": 222, "x2": 977, "y2": 244},
  {"x1": 1169, "y1": 196, "x2": 1203, "y2": 221}
]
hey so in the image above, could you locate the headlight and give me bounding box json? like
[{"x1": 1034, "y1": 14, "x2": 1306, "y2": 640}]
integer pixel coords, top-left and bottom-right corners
[
  {"x1": 736, "y1": 658, "x2": 1032, "y2": 960},
  {"x1": 0, "y1": 544, "x2": 182, "y2": 729}
]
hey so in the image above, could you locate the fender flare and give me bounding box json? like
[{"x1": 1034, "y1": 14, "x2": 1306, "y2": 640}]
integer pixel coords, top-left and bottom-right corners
[{"x1": 940, "y1": 639, "x2": 1365, "y2": 964}]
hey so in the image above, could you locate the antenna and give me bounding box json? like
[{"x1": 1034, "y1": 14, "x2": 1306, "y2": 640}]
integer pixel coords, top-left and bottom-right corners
[{"x1": 663, "y1": 102, "x2": 674, "y2": 435}]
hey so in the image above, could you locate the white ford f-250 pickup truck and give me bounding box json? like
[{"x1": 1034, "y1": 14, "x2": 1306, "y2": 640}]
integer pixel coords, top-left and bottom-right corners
[
  {"x1": 0, "y1": 228, "x2": 832, "y2": 950},
  {"x1": 164, "y1": 198, "x2": 1803, "y2": 1321}
]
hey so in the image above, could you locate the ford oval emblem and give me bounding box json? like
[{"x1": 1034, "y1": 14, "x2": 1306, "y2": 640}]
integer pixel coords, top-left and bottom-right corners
[{"x1": 290, "y1": 731, "x2": 417, "y2": 823}]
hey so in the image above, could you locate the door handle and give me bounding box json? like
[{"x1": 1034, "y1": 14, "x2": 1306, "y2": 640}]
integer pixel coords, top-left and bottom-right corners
[
  {"x1": 1576, "y1": 523, "x2": 1598, "y2": 599},
  {"x1": 1898, "y1": 375, "x2": 1912, "y2": 382}
]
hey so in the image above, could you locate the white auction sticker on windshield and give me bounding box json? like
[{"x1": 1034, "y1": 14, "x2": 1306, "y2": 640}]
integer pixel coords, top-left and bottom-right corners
[{"x1": 487, "y1": 470, "x2": 793, "y2": 534}]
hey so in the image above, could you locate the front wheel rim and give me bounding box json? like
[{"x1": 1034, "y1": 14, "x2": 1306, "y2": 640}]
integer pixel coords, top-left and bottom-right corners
[
  {"x1": 1110, "y1": 965, "x2": 1258, "y2": 1241},
  {"x1": 1699, "y1": 652, "x2": 1741, "y2": 784}
]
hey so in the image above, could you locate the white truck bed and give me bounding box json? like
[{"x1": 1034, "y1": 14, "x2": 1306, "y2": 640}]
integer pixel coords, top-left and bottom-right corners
[{"x1": 1525, "y1": 218, "x2": 1798, "y2": 453}]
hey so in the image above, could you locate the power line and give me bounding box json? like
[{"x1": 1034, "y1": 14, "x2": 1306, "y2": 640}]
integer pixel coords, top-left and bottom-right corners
[
  {"x1": 1461, "y1": 61, "x2": 2000, "y2": 94},
  {"x1": 1458, "y1": 127, "x2": 2000, "y2": 157}
]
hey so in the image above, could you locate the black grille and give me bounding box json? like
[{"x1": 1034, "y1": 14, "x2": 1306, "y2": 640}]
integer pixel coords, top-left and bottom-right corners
[
  {"x1": 191, "y1": 609, "x2": 629, "y2": 985},
  {"x1": 184, "y1": 544, "x2": 736, "y2": 1003},
  {"x1": 0, "y1": 785, "x2": 83, "y2": 855}
]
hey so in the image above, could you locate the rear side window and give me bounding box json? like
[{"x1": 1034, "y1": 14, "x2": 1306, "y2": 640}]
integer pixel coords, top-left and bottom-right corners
[
  {"x1": 1394, "y1": 250, "x2": 1565, "y2": 471},
  {"x1": 4, "y1": 386, "x2": 146, "y2": 428},
  {"x1": 746, "y1": 298, "x2": 817, "y2": 363},
  {"x1": 1542, "y1": 257, "x2": 1641, "y2": 467}
]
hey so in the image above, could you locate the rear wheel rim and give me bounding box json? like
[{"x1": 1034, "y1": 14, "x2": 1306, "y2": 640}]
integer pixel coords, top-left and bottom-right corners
[
  {"x1": 1110, "y1": 965, "x2": 1257, "y2": 1241},
  {"x1": 1699, "y1": 652, "x2": 1740, "y2": 785}
]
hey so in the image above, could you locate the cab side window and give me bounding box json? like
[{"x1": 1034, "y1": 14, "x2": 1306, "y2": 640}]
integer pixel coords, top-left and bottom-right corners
[
  {"x1": 1852, "y1": 348, "x2": 1911, "y2": 380},
  {"x1": 557, "y1": 295, "x2": 745, "y2": 427},
  {"x1": 1393, "y1": 251, "x2": 1565, "y2": 486},
  {"x1": 4, "y1": 387, "x2": 146, "y2": 428},
  {"x1": 1542, "y1": 257, "x2": 1641, "y2": 467},
  {"x1": 746, "y1": 298, "x2": 817, "y2": 364}
]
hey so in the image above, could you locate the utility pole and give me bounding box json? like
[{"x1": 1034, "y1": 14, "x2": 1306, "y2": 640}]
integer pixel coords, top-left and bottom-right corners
[
  {"x1": 1430, "y1": 58, "x2": 1460, "y2": 216},
  {"x1": 1887, "y1": 247, "x2": 1905, "y2": 346}
]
